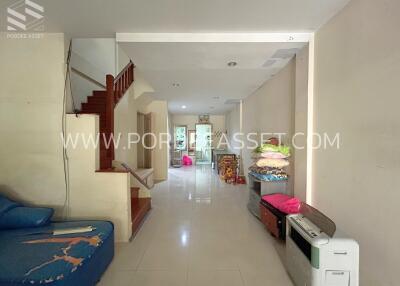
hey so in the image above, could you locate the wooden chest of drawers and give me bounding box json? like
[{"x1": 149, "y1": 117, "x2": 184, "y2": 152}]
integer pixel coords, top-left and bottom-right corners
[{"x1": 259, "y1": 200, "x2": 287, "y2": 240}]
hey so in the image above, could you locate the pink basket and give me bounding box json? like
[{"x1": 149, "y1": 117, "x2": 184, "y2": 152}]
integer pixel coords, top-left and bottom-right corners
[{"x1": 182, "y1": 155, "x2": 193, "y2": 166}]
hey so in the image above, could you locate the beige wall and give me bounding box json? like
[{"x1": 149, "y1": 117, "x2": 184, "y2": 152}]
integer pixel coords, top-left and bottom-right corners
[
  {"x1": 114, "y1": 44, "x2": 155, "y2": 172},
  {"x1": 312, "y1": 0, "x2": 400, "y2": 284},
  {"x1": 242, "y1": 59, "x2": 296, "y2": 194},
  {"x1": 0, "y1": 33, "x2": 67, "y2": 217},
  {"x1": 114, "y1": 56, "x2": 156, "y2": 196},
  {"x1": 114, "y1": 85, "x2": 137, "y2": 170},
  {"x1": 66, "y1": 114, "x2": 132, "y2": 242}
]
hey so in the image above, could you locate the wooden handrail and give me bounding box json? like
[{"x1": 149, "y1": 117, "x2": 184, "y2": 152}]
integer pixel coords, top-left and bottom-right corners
[
  {"x1": 120, "y1": 163, "x2": 152, "y2": 190},
  {"x1": 115, "y1": 60, "x2": 134, "y2": 83},
  {"x1": 113, "y1": 61, "x2": 134, "y2": 105}
]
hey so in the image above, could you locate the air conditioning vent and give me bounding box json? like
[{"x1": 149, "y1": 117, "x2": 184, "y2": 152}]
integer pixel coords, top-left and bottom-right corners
[
  {"x1": 262, "y1": 59, "x2": 276, "y2": 67},
  {"x1": 224, "y1": 99, "x2": 241, "y2": 105},
  {"x1": 272, "y1": 48, "x2": 299, "y2": 59}
]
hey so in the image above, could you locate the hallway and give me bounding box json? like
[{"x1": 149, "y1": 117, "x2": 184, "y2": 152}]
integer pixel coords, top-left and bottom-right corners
[{"x1": 100, "y1": 166, "x2": 292, "y2": 286}]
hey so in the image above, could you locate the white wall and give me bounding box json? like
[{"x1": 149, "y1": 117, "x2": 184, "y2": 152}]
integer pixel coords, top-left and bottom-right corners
[
  {"x1": 171, "y1": 114, "x2": 225, "y2": 131},
  {"x1": 312, "y1": 0, "x2": 400, "y2": 284},
  {"x1": 72, "y1": 38, "x2": 116, "y2": 76},
  {"x1": 0, "y1": 33, "x2": 67, "y2": 216},
  {"x1": 171, "y1": 114, "x2": 226, "y2": 149},
  {"x1": 293, "y1": 45, "x2": 309, "y2": 202},
  {"x1": 143, "y1": 101, "x2": 169, "y2": 181},
  {"x1": 225, "y1": 104, "x2": 241, "y2": 155},
  {"x1": 242, "y1": 59, "x2": 296, "y2": 194},
  {"x1": 117, "y1": 43, "x2": 131, "y2": 75}
]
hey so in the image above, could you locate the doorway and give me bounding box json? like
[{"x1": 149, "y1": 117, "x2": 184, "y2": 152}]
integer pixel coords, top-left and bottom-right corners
[
  {"x1": 195, "y1": 123, "x2": 212, "y2": 164},
  {"x1": 137, "y1": 112, "x2": 152, "y2": 169}
]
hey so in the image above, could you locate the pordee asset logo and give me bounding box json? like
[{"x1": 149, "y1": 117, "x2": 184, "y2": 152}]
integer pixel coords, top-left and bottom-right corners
[{"x1": 5, "y1": 0, "x2": 44, "y2": 38}]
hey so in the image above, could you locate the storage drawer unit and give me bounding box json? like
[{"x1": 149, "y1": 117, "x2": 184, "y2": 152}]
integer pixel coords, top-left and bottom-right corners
[{"x1": 247, "y1": 173, "x2": 288, "y2": 220}]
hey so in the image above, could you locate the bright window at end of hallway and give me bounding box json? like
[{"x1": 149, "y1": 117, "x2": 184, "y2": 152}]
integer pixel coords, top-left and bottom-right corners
[{"x1": 175, "y1": 125, "x2": 187, "y2": 150}]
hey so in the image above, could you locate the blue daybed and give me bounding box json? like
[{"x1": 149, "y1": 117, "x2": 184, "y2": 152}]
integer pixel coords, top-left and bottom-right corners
[{"x1": 0, "y1": 195, "x2": 114, "y2": 286}]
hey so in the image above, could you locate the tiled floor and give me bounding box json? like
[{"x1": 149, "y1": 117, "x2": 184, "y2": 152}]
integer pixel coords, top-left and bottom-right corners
[{"x1": 99, "y1": 165, "x2": 293, "y2": 286}]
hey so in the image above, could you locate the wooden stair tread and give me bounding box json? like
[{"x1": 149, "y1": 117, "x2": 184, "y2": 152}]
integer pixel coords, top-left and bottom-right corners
[
  {"x1": 88, "y1": 98, "x2": 107, "y2": 104},
  {"x1": 93, "y1": 90, "x2": 107, "y2": 96},
  {"x1": 83, "y1": 102, "x2": 106, "y2": 106}
]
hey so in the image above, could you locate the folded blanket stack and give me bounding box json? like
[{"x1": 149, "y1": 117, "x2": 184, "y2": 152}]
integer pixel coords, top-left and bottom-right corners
[{"x1": 249, "y1": 143, "x2": 291, "y2": 182}]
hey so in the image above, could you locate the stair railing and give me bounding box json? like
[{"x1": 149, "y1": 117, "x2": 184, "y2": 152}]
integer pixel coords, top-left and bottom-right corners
[
  {"x1": 102, "y1": 61, "x2": 135, "y2": 169},
  {"x1": 120, "y1": 163, "x2": 152, "y2": 190}
]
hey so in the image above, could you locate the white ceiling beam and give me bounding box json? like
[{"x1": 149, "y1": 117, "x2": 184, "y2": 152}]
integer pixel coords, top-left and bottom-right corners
[{"x1": 116, "y1": 32, "x2": 312, "y2": 43}]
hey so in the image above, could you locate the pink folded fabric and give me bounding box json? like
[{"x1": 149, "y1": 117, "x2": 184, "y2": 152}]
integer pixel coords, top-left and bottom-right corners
[
  {"x1": 262, "y1": 194, "x2": 301, "y2": 214},
  {"x1": 262, "y1": 193, "x2": 291, "y2": 208},
  {"x1": 278, "y1": 198, "x2": 301, "y2": 214},
  {"x1": 260, "y1": 151, "x2": 288, "y2": 159}
]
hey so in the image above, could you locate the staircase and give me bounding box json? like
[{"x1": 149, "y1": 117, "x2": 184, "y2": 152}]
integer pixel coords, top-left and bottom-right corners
[
  {"x1": 78, "y1": 61, "x2": 151, "y2": 238},
  {"x1": 80, "y1": 61, "x2": 135, "y2": 170}
]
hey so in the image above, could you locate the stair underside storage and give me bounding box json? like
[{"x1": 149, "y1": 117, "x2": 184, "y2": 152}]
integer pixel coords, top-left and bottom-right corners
[{"x1": 130, "y1": 187, "x2": 151, "y2": 237}]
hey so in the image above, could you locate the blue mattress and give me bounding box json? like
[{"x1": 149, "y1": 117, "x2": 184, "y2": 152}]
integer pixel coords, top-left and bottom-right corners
[{"x1": 0, "y1": 221, "x2": 114, "y2": 286}]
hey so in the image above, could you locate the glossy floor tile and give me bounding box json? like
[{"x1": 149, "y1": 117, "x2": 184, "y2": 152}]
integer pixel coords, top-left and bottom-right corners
[{"x1": 98, "y1": 165, "x2": 293, "y2": 286}]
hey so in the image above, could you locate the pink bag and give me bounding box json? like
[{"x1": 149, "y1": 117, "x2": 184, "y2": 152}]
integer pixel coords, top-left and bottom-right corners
[{"x1": 182, "y1": 155, "x2": 193, "y2": 166}]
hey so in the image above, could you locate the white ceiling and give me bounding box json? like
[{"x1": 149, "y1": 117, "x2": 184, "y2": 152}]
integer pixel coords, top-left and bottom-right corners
[
  {"x1": 120, "y1": 42, "x2": 307, "y2": 114},
  {"x1": 29, "y1": 0, "x2": 350, "y2": 37},
  {"x1": 21, "y1": 0, "x2": 350, "y2": 114}
]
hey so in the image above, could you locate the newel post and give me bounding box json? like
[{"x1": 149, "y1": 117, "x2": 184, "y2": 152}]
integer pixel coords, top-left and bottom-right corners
[{"x1": 105, "y1": 74, "x2": 115, "y2": 169}]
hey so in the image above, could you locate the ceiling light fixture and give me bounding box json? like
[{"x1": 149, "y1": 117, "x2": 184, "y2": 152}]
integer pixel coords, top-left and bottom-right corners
[
  {"x1": 227, "y1": 61, "x2": 238, "y2": 67},
  {"x1": 172, "y1": 83, "x2": 180, "y2": 87},
  {"x1": 181, "y1": 105, "x2": 187, "y2": 109},
  {"x1": 212, "y1": 96, "x2": 220, "y2": 99}
]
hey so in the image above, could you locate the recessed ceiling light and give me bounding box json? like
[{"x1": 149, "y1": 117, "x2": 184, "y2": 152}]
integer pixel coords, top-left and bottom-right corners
[
  {"x1": 172, "y1": 83, "x2": 180, "y2": 87},
  {"x1": 227, "y1": 61, "x2": 237, "y2": 67},
  {"x1": 212, "y1": 96, "x2": 220, "y2": 99},
  {"x1": 181, "y1": 105, "x2": 187, "y2": 109}
]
